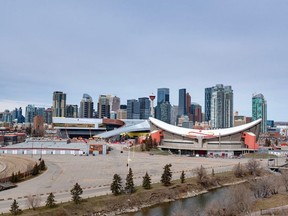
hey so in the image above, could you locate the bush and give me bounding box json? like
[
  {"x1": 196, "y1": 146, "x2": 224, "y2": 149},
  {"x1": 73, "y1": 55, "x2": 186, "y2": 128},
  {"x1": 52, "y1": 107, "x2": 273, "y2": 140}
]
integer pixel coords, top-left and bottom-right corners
[
  {"x1": 246, "y1": 159, "x2": 261, "y2": 176},
  {"x1": 195, "y1": 165, "x2": 218, "y2": 188},
  {"x1": 233, "y1": 162, "x2": 246, "y2": 178},
  {"x1": 180, "y1": 170, "x2": 185, "y2": 183},
  {"x1": 206, "y1": 184, "x2": 253, "y2": 216}
]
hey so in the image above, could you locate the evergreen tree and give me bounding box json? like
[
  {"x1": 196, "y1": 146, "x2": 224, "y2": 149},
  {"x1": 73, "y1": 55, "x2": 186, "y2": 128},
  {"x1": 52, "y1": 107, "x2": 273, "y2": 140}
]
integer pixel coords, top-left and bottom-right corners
[
  {"x1": 110, "y1": 174, "x2": 123, "y2": 195},
  {"x1": 125, "y1": 168, "x2": 135, "y2": 193},
  {"x1": 46, "y1": 192, "x2": 56, "y2": 208},
  {"x1": 275, "y1": 139, "x2": 279, "y2": 146},
  {"x1": 180, "y1": 170, "x2": 185, "y2": 183},
  {"x1": 17, "y1": 170, "x2": 21, "y2": 181},
  {"x1": 10, "y1": 199, "x2": 22, "y2": 215},
  {"x1": 39, "y1": 159, "x2": 46, "y2": 171},
  {"x1": 142, "y1": 172, "x2": 151, "y2": 189},
  {"x1": 161, "y1": 164, "x2": 172, "y2": 186},
  {"x1": 10, "y1": 172, "x2": 16, "y2": 183},
  {"x1": 10, "y1": 171, "x2": 20, "y2": 183},
  {"x1": 70, "y1": 182, "x2": 83, "y2": 204},
  {"x1": 32, "y1": 163, "x2": 39, "y2": 176}
]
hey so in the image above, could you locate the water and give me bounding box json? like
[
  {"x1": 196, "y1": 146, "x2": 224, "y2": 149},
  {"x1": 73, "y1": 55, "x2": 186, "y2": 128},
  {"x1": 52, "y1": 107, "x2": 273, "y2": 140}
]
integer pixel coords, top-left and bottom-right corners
[{"x1": 123, "y1": 186, "x2": 230, "y2": 216}]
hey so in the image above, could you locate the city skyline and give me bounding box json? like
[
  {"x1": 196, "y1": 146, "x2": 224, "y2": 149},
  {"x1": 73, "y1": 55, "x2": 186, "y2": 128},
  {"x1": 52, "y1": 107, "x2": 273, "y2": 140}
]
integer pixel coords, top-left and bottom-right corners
[
  {"x1": 0, "y1": 82, "x2": 278, "y2": 121},
  {"x1": 1, "y1": 1, "x2": 288, "y2": 121}
]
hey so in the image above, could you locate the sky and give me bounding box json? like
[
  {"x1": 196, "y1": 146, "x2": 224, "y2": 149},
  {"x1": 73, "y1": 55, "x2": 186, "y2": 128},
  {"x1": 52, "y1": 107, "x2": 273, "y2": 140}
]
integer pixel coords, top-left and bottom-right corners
[{"x1": 1, "y1": 0, "x2": 288, "y2": 121}]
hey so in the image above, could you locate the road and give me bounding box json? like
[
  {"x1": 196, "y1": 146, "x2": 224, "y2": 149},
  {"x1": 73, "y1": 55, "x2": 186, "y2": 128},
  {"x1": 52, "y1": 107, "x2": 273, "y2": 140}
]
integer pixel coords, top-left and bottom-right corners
[{"x1": 0, "y1": 145, "x2": 261, "y2": 213}]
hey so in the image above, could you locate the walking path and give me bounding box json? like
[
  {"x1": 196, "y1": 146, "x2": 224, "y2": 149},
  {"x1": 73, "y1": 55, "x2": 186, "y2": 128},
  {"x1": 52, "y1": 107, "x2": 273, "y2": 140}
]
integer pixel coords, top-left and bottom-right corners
[{"x1": 0, "y1": 145, "x2": 267, "y2": 213}]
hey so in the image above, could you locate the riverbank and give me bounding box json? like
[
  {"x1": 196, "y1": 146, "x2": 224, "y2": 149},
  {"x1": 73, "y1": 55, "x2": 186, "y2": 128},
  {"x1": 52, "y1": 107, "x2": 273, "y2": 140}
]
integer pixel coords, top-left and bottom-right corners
[{"x1": 8, "y1": 170, "x2": 259, "y2": 216}]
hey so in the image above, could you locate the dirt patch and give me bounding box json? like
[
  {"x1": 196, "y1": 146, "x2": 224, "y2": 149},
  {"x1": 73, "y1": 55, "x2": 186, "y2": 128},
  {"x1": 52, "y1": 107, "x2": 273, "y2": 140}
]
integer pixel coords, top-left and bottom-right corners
[{"x1": 0, "y1": 155, "x2": 37, "y2": 179}]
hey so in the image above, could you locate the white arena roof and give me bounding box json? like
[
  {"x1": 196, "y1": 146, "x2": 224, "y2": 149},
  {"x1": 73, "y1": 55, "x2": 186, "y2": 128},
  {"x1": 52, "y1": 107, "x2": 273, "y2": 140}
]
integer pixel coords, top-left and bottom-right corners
[{"x1": 149, "y1": 117, "x2": 262, "y2": 138}]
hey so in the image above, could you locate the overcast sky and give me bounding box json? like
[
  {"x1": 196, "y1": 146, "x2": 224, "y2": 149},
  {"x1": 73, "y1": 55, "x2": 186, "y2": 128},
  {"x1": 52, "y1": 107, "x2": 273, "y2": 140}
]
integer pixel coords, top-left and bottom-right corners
[{"x1": 1, "y1": 1, "x2": 287, "y2": 121}]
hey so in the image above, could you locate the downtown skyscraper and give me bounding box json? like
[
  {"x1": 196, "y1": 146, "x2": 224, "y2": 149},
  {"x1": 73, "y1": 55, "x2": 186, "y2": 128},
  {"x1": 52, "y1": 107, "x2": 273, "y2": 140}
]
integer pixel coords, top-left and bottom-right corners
[
  {"x1": 252, "y1": 93, "x2": 267, "y2": 133},
  {"x1": 205, "y1": 87, "x2": 212, "y2": 122},
  {"x1": 79, "y1": 94, "x2": 94, "y2": 118},
  {"x1": 97, "y1": 95, "x2": 110, "y2": 118},
  {"x1": 52, "y1": 91, "x2": 66, "y2": 117},
  {"x1": 127, "y1": 99, "x2": 140, "y2": 119},
  {"x1": 209, "y1": 84, "x2": 233, "y2": 128},
  {"x1": 178, "y1": 88, "x2": 187, "y2": 117},
  {"x1": 138, "y1": 97, "x2": 150, "y2": 120},
  {"x1": 155, "y1": 88, "x2": 171, "y2": 124}
]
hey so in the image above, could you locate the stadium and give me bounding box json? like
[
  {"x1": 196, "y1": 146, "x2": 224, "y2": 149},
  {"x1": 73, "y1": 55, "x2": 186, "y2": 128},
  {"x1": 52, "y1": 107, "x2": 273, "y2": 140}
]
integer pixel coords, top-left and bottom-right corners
[{"x1": 149, "y1": 117, "x2": 262, "y2": 157}]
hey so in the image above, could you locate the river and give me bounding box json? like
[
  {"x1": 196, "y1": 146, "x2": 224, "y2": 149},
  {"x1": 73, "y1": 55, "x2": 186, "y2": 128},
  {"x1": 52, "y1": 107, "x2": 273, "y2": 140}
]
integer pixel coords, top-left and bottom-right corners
[{"x1": 122, "y1": 186, "x2": 230, "y2": 216}]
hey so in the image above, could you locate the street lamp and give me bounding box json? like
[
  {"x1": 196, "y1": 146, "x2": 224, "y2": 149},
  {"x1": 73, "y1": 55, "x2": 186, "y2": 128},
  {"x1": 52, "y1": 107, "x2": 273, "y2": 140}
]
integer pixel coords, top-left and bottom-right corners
[
  {"x1": 39, "y1": 143, "x2": 43, "y2": 161},
  {"x1": 127, "y1": 146, "x2": 131, "y2": 171}
]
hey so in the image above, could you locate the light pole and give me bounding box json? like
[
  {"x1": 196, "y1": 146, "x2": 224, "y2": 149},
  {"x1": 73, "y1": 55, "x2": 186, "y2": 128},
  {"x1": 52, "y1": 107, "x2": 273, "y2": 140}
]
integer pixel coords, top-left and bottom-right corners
[
  {"x1": 31, "y1": 141, "x2": 33, "y2": 158},
  {"x1": 40, "y1": 143, "x2": 43, "y2": 161},
  {"x1": 127, "y1": 146, "x2": 131, "y2": 171}
]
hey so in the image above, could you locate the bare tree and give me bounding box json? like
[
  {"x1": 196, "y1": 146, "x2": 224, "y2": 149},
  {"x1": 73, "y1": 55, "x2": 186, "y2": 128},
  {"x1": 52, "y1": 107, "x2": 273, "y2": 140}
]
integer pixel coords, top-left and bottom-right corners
[
  {"x1": 246, "y1": 158, "x2": 261, "y2": 176},
  {"x1": 249, "y1": 176, "x2": 279, "y2": 199},
  {"x1": 26, "y1": 194, "x2": 41, "y2": 210},
  {"x1": 195, "y1": 165, "x2": 217, "y2": 188},
  {"x1": 195, "y1": 165, "x2": 208, "y2": 186},
  {"x1": 233, "y1": 162, "x2": 246, "y2": 178},
  {"x1": 267, "y1": 175, "x2": 282, "y2": 195},
  {"x1": 206, "y1": 184, "x2": 253, "y2": 216},
  {"x1": 281, "y1": 170, "x2": 288, "y2": 192}
]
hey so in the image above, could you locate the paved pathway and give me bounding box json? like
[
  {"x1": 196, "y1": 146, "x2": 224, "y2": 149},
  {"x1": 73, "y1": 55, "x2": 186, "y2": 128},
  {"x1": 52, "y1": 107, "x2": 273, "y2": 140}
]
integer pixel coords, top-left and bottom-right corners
[{"x1": 0, "y1": 145, "x2": 261, "y2": 213}]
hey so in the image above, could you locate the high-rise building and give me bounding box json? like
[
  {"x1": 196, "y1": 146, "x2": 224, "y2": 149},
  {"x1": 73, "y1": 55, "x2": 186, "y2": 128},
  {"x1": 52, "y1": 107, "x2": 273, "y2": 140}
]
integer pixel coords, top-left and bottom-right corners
[
  {"x1": 210, "y1": 84, "x2": 233, "y2": 128},
  {"x1": 138, "y1": 97, "x2": 150, "y2": 119},
  {"x1": 170, "y1": 105, "x2": 178, "y2": 126},
  {"x1": 191, "y1": 103, "x2": 202, "y2": 123},
  {"x1": 36, "y1": 107, "x2": 45, "y2": 117},
  {"x1": 204, "y1": 87, "x2": 212, "y2": 122},
  {"x1": 2, "y1": 110, "x2": 12, "y2": 123},
  {"x1": 127, "y1": 99, "x2": 140, "y2": 119},
  {"x1": 186, "y1": 92, "x2": 192, "y2": 121},
  {"x1": 155, "y1": 88, "x2": 171, "y2": 124},
  {"x1": 11, "y1": 107, "x2": 25, "y2": 123},
  {"x1": 157, "y1": 88, "x2": 170, "y2": 104},
  {"x1": 105, "y1": 95, "x2": 114, "y2": 113},
  {"x1": 33, "y1": 115, "x2": 44, "y2": 136},
  {"x1": 44, "y1": 108, "x2": 53, "y2": 124},
  {"x1": 79, "y1": 94, "x2": 93, "y2": 118},
  {"x1": 223, "y1": 86, "x2": 234, "y2": 128},
  {"x1": 117, "y1": 105, "x2": 127, "y2": 119},
  {"x1": 52, "y1": 91, "x2": 66, "y2": 117},
  {"x1": 178, "y1": 88, "x2": 187, "y2": 116},
  {"x1": 158, "y1": 102, "x2": 171, "y2": 124},
  {"x1": 66, "y1": 105, "x2": 78, "y2": 118},
  {"x1": 11, "y1": 108, "x2": 18, "y2": 122},
  {"x1": 252, "y1": 93, "x2": 267, "y2": 133},
  {"x1": 112, "y1": 96, "x2": 120, "y2": 112},
  {"x1": 97, "y1": 95, "x2": 110, "y2": 118},
  {"x1": 25, "y1": 105, "x2": 36, "y2": 123}
]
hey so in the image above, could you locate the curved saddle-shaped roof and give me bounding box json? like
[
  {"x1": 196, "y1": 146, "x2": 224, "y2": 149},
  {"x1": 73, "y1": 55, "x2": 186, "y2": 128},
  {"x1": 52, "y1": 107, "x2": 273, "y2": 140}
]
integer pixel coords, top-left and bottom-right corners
[{"x1": 149, "y1": 117, "x2": 262, "y2": 138}]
